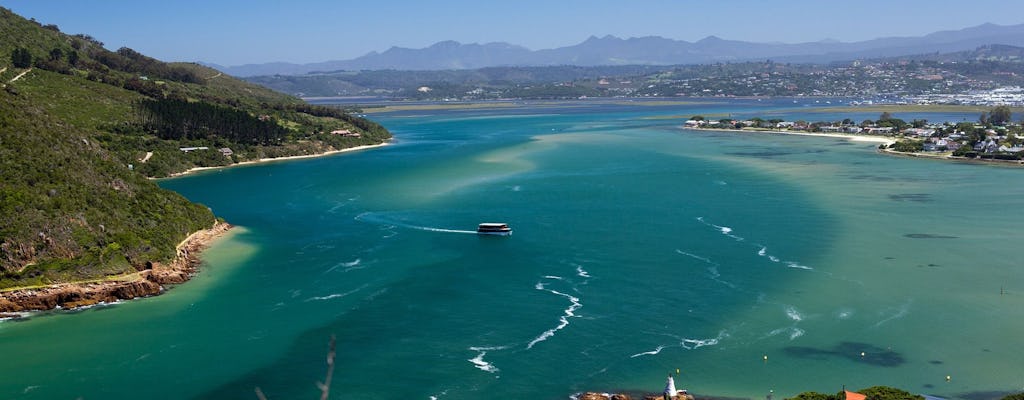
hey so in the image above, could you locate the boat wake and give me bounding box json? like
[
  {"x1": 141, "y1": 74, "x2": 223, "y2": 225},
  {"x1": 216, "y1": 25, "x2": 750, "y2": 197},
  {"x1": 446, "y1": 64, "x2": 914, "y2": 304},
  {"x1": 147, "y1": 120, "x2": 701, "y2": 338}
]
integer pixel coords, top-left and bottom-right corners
[{"x1": 355, "y1": 212, "x2": 477, "y2": 234}]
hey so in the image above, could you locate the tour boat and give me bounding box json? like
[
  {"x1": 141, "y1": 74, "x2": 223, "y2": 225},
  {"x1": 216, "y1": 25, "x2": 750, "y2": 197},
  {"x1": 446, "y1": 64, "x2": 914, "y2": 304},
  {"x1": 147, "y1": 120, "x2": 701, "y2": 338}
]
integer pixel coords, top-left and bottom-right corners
[{"x1": 477, "y1": 223, "x2": 512, "y2": 236}]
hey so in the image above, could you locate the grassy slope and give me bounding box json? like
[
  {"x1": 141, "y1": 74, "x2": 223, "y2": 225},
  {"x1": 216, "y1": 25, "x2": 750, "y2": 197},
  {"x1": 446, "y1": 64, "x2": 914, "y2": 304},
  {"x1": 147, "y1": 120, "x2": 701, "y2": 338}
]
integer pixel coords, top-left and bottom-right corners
[
  {"x1": 1, "y1": 72, "x2": 215, "y2": 288},
  {"x1": 0, "y1": 7, "x2": 390, "y2": 288}
]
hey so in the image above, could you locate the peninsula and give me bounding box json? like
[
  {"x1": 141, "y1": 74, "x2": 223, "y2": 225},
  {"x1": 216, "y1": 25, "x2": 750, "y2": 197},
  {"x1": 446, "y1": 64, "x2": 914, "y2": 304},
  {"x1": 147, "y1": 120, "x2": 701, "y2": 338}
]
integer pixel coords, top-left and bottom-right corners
[
  {"x1": 679, "y1": 105, "x2": 1024, "y2": 164},
  {"x1": 0, "y1": 7, "x2": 390, "y2": 311}
]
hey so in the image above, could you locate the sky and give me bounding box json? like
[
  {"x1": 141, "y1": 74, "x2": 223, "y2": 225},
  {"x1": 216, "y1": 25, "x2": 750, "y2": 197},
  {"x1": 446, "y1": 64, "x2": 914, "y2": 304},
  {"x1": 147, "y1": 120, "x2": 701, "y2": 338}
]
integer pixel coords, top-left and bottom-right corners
[{"x1": 4, "y1": 0, "x2": 1024, "y2": 66}]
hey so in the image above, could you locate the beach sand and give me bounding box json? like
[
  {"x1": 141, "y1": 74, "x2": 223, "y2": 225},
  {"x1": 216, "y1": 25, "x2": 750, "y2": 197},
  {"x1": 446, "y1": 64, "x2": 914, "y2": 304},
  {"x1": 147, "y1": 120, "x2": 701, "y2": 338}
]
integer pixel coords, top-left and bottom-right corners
[
  {"x1": 165, "y1": 142, "x2": 390, "y2": 178},
  {"x1": 686, "y1": 126, "x2": 896, "y2": 145}
]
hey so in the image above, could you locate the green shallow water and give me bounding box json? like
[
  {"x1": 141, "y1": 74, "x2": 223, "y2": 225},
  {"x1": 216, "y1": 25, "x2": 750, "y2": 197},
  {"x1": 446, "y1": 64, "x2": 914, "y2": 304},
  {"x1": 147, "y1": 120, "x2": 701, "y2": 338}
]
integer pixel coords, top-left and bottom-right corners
[{"x1": 2, "y1": 101, "x2": 1023, "y2": 400}]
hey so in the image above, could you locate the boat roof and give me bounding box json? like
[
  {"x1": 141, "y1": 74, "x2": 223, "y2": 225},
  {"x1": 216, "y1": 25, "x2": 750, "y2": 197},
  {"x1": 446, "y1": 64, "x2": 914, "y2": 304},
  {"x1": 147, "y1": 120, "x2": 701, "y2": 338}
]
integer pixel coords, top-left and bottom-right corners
[{"x1": 478, "y1": 223, "x2": 509, "y2": 227}]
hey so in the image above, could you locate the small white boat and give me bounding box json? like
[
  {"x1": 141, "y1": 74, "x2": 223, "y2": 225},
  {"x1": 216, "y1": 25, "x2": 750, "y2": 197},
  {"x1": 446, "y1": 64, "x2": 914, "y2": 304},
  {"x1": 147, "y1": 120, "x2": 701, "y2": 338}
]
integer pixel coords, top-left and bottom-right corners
[{"x1": 477, "y1": 223, "x2": 512, "y2": 236}]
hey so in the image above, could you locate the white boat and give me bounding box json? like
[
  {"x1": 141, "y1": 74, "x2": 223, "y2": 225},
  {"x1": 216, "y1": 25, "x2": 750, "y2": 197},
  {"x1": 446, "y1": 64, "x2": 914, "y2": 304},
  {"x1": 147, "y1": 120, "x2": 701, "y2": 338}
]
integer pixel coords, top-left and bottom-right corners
[{"x1": 477, "y1": 223, "x2": 512, "y2": 236}]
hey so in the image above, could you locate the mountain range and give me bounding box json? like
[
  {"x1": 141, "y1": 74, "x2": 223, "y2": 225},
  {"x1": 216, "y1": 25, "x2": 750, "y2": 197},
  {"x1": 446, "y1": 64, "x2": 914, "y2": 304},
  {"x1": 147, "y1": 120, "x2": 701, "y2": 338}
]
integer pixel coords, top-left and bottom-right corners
[{"x1": 209, "y1": 23, "x2": 1024, "y2": 77}]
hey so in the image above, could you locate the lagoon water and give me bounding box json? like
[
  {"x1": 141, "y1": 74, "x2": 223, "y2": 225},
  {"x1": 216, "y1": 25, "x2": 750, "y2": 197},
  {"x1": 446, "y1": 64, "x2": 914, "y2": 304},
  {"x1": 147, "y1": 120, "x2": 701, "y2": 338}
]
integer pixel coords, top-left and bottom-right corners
[{"x1": 2, "y1": 99, "x2": 1023, "y2": 399}]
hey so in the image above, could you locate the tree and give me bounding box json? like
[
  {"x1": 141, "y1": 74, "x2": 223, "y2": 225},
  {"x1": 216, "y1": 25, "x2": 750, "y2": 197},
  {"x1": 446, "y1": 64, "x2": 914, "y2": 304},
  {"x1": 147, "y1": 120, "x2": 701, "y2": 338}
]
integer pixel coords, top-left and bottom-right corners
[
  {"x1": 879, "y1": 111, "x2": 893, "y2": 121},
  {"x1": 690, "y1": 115, "x2": 704, "y2": 121},
  {"x1": 48, "y1": 48, "x2": 63, "y2": 62},
  {"x1": 67, "y1": 50, "x2": 79, "y2": 67},
  {"x1": 979, "y1": 112, "x2": 989, "y2": 125},
  {"x1": 911, "y1": 119, "x2": 927, "y2": 128},
  {"x1": 858, "y1": 386, "x2": 923, "y2": 400},
  {"x1": 10, "y1": 48, "x2": 32, "y2": 68},
  {"x1": 989, "y1": 105, "x2": 1012, "y2": 126}
]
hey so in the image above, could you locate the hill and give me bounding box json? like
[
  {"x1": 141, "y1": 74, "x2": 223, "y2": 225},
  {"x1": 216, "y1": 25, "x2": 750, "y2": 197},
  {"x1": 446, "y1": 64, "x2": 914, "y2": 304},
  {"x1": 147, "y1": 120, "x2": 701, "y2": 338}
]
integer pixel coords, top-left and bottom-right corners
[
  {"x1": 212, "y1": 22, "x2": 1024, "y2": 76},
  {"x1": 0, "y1": 7, "x2": 389, "y2": 293},
  {"x1": 242, "y1": 46, "x2": 1024, "y2": 100}
]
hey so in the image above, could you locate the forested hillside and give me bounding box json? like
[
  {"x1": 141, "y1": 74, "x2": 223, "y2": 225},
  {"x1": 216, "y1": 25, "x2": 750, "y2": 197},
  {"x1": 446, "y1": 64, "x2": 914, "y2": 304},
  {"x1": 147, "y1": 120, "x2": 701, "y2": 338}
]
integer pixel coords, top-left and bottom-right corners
[{"x1": 0, "y1": 7, "x2": 389, "y2": 288}]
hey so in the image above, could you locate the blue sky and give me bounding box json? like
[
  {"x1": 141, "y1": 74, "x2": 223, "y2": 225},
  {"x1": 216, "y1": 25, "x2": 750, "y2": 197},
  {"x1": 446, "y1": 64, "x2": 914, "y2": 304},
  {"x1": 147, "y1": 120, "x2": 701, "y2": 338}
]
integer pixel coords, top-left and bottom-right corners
[{"x1": 4, "y1": 0, "x2": 1024, "y2": 66}]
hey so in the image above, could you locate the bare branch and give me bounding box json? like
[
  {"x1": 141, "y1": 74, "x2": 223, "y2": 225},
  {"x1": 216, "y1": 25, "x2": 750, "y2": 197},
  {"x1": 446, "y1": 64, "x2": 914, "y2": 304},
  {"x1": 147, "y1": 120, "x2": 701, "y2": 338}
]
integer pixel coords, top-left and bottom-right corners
[{"x1": 319, "y1": 335, "x2": 337, "y2": 400}]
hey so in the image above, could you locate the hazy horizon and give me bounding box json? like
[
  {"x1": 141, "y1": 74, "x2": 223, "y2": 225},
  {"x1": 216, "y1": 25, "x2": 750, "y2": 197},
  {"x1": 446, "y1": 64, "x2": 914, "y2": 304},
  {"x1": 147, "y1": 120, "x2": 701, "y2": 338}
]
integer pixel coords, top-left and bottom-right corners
[{"x1": 4, "y1": 0, "x2": 1024, "y2": 66}]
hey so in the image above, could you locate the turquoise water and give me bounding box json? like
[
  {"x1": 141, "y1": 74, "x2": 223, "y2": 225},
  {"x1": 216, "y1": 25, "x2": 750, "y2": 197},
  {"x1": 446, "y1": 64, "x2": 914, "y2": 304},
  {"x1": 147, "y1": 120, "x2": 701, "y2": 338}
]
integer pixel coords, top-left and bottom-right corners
[{"x1": 2, "y1": 101, "x2": 1023, "y2": 400}]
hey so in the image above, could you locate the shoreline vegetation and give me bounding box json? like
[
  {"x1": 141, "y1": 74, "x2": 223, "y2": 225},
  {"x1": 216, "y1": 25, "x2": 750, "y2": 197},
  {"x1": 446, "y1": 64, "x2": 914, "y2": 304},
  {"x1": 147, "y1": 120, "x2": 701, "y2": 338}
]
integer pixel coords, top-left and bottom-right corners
[
  {"x1": 677, "y1": 104, "x2": 1024, "y2": 167},
  {"x1": 0, "y1": 141, "x2": 392, "y2": 316},
  {"x1": 0, "y1": 222, "x2": 234, "y2": 317},
  {"x1": 163, "y1": 142, "x2": 391, "y2": 178},
  {"x1": 688, "y1": 125, "x2": 1024, "y2": 166}
]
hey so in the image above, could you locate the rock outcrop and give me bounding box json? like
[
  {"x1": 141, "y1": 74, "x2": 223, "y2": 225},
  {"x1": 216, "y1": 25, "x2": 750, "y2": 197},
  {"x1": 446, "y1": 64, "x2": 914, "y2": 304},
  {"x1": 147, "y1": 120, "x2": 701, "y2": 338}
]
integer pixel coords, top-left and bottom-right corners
[{"x1": 0, "y1": 222, "x2": 232, "y2": 313}]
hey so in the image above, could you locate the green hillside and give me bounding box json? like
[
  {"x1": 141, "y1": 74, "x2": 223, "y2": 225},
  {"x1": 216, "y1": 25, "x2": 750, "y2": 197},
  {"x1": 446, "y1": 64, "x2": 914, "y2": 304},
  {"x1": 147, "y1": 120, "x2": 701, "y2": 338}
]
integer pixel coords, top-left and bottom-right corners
[{"x1": 0, "y1": 7, "x2": 390, "y2": 288}]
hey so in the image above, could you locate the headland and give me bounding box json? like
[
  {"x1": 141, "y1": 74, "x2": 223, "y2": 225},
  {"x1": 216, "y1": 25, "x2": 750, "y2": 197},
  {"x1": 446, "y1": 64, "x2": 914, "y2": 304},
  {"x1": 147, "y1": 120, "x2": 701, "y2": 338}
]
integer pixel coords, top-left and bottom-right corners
[{"x1": 0, "y1": 221, "x2": 234, "y2": 315}]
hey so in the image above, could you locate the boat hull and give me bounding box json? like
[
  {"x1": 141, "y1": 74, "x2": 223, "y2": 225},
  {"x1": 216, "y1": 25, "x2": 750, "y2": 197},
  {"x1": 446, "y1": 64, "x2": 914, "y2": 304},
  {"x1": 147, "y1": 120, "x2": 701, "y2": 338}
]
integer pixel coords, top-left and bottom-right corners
[{"x1": 477, "y1": 230, "x2": 512, "y2": 236}]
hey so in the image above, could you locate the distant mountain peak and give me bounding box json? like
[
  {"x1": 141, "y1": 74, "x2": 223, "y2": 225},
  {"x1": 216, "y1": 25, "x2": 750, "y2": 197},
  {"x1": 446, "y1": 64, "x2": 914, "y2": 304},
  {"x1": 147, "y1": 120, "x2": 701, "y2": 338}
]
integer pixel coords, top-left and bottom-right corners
[
  {"x1": 214, "y1": 21, "x2": 1024, "y2": 76},
  {"x1": 430, "y1": 40, "x2": 463, "y2": 48}
]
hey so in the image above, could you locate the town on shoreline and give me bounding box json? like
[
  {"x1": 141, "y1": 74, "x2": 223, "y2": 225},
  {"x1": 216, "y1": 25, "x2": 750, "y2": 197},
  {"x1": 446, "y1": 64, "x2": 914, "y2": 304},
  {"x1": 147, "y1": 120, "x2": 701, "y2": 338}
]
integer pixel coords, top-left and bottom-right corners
[{"x1": 680, "y1": 105, "x2": 1024, "y2": 164}]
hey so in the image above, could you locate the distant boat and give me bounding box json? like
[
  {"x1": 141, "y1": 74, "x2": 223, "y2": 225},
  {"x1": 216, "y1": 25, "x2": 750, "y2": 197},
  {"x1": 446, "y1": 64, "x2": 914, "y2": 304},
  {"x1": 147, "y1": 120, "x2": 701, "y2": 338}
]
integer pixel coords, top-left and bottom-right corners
[{"x1": 477, "y1": 223, "x2": 512, "y2": 236}]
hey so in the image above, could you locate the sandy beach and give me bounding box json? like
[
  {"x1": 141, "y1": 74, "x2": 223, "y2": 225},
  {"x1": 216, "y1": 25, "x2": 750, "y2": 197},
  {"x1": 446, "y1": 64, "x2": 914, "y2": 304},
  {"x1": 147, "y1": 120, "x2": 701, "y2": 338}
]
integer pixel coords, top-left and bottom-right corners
[
  {"x1": 165, "y1": 142, "x2": 390, "y2": 178},
  {"x1": 686, "y1": 126, "x2": 897, "y2": 145}
]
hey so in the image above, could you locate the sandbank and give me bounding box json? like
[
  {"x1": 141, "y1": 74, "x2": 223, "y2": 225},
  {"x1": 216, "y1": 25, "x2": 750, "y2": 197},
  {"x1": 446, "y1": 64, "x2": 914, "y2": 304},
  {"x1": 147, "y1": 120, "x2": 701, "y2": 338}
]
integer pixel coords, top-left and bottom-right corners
[{"x1": 686, "y1": 126, "x2": 896, "y2": 145}]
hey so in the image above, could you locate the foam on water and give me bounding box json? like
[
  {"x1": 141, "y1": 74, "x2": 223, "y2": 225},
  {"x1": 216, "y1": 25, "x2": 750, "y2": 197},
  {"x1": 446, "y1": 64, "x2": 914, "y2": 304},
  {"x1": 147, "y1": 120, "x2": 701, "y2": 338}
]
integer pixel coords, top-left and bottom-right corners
[
  {"x1": 630, "y1": 345, "x2": 666, "y2": 358},
  {"x1": 675, "y1": 249, "x2": 714, "y2": 264},
  {"x1": 785, "y1": 261, "x2": 812, "y2": 270},
  {"x1": 681, "y1": 331, "x2": 728, "y2": 349},
  {"x1": 767, "y1": 327, "x2": 805, "y2": 340},
  {"x1": 527, "y1": 278, "x2": 583, "y2": 349},
  {"x1": 873, "y1": 300, "x2": 912, "y2": 328},
  {"x1": 304, "y1": 285, "x2": 366, "y2": 302},
  {"x1": 675, "y1": 249, "x2": 737, "y2": 289},
  {"x1": 575, "y1": 265, "x2": 591, "y2": 278},
  {"x1": 468, "y1": 346, "x2": 508, "y2": 374},
  {"x1": 696, "y1": 217, "x2": 744, "y2": 241},
  {"x1": 785, "y1": 306, "x2": 804, "y2": 321},
  {"x1": 324, "y1": 258, "x2": 362, "y2": 273}
]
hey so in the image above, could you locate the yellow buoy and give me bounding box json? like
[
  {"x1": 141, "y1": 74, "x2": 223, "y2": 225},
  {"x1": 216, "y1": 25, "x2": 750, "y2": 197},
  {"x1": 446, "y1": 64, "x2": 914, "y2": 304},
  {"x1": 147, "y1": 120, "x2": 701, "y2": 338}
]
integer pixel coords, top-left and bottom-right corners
[
  {"x1": 763, "y1": 355, "x2": 768, "y2": 361},
  {"x1": 946, "y1": 375, "x2": 951, "y2": 382}
]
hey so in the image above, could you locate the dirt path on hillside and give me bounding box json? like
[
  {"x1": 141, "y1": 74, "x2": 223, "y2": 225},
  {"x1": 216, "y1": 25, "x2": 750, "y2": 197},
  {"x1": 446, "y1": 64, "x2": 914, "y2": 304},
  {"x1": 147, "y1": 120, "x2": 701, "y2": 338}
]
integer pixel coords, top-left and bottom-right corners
[{"x1": 9, "y1": 68, "x2": 31, "y2": 83}]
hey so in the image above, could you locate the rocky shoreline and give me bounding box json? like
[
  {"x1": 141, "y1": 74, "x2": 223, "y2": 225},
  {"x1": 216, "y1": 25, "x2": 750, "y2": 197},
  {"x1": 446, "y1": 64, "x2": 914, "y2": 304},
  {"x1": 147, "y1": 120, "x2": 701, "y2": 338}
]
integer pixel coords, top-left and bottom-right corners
[
  {"x1": 0, "y1": 222, "x2": 233, "y2": 314},
  {"x1": 578, "y1": 391, "x2": 696, "y2": 400}
]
